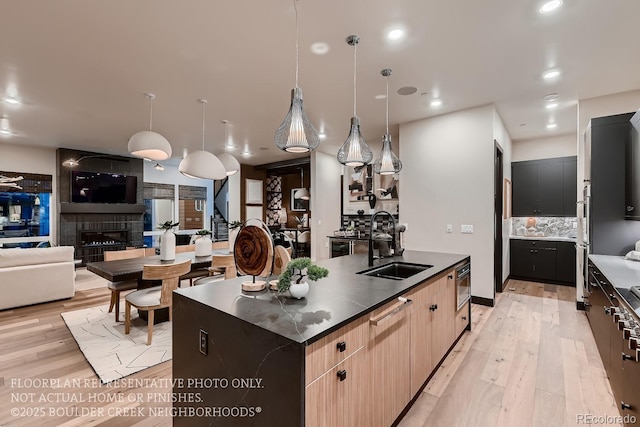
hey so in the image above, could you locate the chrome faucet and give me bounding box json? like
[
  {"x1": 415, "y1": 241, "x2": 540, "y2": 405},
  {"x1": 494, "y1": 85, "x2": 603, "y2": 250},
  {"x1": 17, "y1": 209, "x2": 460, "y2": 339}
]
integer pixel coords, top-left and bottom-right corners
[{"x1": 368, "y1": 210, "x2": 396, "y2": 266}]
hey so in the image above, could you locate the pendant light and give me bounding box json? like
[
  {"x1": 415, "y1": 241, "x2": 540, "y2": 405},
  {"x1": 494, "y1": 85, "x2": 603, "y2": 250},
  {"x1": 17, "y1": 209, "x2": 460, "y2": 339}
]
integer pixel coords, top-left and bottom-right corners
[
  {"x1": 218, "y1": 120, "x2": 240, "y2": 176},
  {"x1": 274, "y1": 0, "x2": 320, "y2": 153},
  {"x1": 373, "y1": 69, "x2": 402, "y2": 175},
  {"x1": 178, "y1": 99, "x2": 227, "y2": 180},
  {"x1": 294, "y1": 167, "x2": 310, "y2": 200},
  {"x1": 337, "y1": 35, "x2": 373, "y2": 167},
  {"x1": 128, "y1": 93, "x2": 172, "y2": 161}
]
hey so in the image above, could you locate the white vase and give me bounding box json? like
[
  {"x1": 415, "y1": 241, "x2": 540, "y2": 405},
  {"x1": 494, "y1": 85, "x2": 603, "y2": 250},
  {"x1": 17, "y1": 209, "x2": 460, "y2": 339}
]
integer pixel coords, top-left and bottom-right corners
[
  {"x1": 160, "y1": 230, "x2": 176, "y2": 261},
  {"x1": 288, "y1": 281, "x2": 309, "y2": 299},
  {"x1": 195, "y1": 235, "x2": 212, "y2": 256},
  {"x1": 229, "y1": 228, "x2": 239, "y2": 253}
]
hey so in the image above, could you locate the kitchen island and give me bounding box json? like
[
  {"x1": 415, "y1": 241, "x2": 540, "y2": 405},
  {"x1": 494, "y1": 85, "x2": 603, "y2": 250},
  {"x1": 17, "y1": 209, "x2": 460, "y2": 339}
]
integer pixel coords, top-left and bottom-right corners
[{"x1": 172, "y1": 250, "x2": 470, "y2": 426}]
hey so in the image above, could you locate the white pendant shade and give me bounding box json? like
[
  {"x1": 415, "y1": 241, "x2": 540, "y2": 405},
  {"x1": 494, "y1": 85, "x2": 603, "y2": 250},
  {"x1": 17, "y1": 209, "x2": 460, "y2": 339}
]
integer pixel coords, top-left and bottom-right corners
[
  {"x1": 179, "y1": 150, "x2": 227, "y2": 180},
  {"x1": 294, "y1": 188, "x2": 310, "y2": 200},
  {"x1": 128, "y1": 130, "x2": 172, "y2": 161},
  {"x1": 218, "y1": 152, "x2": 240, "y2": 176}
]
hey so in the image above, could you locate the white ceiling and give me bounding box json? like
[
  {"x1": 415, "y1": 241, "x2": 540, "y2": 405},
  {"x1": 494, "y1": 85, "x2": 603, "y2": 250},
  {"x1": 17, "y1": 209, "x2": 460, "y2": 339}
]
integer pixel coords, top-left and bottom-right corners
[{"x1": 1, "y1": 0, "x2": 639, "y2": 166}]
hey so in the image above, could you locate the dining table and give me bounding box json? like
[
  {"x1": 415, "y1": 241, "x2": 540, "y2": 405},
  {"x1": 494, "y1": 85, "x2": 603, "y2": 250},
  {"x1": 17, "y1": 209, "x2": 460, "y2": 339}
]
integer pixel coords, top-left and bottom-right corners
[{"x1": 86, "y1": 249, "x2": 235, "y2": 323}]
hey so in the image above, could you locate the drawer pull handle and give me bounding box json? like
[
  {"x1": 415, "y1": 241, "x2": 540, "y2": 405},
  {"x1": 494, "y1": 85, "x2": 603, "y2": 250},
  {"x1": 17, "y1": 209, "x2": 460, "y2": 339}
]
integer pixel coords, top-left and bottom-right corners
[
  {"x1": 621, "y1": 401, "x2": 632, "y2": 410},
  {"x1": 337, "y1": 370, "x2": 347, "y2": 382},
  {"x1": 609, "y1": 293, "x2": 617, "y2": 299},
  {"x1": 604, "y1": 307, "x2": 611, "y2": 315},
  {"x1": 462, "y1": 316, "x2": 467, "y2": 321},
  {"x1": 430, "y1": 304, "x2": 438, "y2": 311},
  {"x1": 370, "y1": 297, "x2": 413, "y2": 326},
  {"x1": 622, "y1": 352, "x2": 634, "y2": 361},
  {"x1": 337, "y1": 341, "x2": 346, "y2": 352}
]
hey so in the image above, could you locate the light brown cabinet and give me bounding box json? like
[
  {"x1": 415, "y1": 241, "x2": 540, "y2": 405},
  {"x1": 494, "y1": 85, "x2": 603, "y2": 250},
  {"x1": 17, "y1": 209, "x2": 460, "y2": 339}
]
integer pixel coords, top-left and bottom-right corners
[
  {"x1": 305, "y1": 317, "x2": 369, "y2": 427},
  {"x1": 368, "y1": 296, "x2": 412, "y2": 427}
]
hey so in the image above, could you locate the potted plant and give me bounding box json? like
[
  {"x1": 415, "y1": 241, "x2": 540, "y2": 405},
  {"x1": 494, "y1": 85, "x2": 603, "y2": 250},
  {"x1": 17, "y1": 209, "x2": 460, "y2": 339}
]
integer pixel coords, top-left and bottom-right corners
[
  {"x1": 277, "y1": 257, "x2": 329, "y2": 299},
  {"x1": 294, "y1": 215, "x2": 304, "y2": 230},
  {"x1": 194, "y1": 229, "x2": 212, "y2": 256},
  {"x1": 228, "y1": 220, "x2": 243, "y2": 252},
  {"x1": 158, "y1": 221, "x2": 179, "y2": 261}
]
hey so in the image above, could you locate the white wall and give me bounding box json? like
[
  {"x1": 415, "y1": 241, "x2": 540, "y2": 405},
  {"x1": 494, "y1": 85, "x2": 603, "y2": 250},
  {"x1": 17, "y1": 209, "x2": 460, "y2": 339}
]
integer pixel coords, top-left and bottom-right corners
[
  {"x1": 227, "y1": 172, "x2": 241, "y2": 223},
  {"x1": 493, "y1": 109, "x2": 513, "y2": 286},
  {"x1": 0, "y1": 143, "x2": 58, "y2": 243},
  {"x1": 400, "y1": 104, "x2": 495, "y2": 301},
  {"x1": 512, "y1": 134, "x2": 576, "y2": 162},
  {"x1": 575, "y1": 89, "x2": 640, "y2": 305},
  {"x1": 310, "y1": 151, "x2": 342, "y2": 261}
]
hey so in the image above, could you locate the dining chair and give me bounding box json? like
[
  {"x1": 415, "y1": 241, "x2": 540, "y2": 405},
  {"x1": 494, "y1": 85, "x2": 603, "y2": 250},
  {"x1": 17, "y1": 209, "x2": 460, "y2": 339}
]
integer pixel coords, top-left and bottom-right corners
[
  {"x1": 103, "y1": 248, "x2": 146, "y2": 322},
  {"x1": 296, "y1": 231, "x2": 311, "y2": 257},
  {"x1": 124, "y1": 259, "x2": 191, "y2": 345}
]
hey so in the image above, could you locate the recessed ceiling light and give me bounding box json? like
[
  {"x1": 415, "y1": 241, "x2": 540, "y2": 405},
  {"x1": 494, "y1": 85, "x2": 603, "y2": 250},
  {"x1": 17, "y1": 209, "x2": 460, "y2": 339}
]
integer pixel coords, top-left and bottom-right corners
[
  {"x1": 3, "y1": 96, "x2": 20, "y2": 105},
  {"x1": 310, "y1": 42, "x2": 330, "y2": 55},
  {"x1": 397, "y1": 86, "x2": 417, "y2": 96},
  {"x1": 375, "y1": 94, "x2": 387, "y2": 100},
  {"x1": 318, "y1": 133, "x2": 327, "y2": 140},
  {"x1": 539, "y1": 0, "x2": 562, "y2": 13},
  {"x1": 387, "y1": 29, "x2": 405, "y2": 41},
  {"x1": 545, "y1": 103, "x2": 558, "y2": 109},
  {"x1": 520, "y1": 123, "x2": 527, "y2": 127},
  {"x1": 259, "y1": 146, "x2": 269, "y2": 151},
  {"x1": 544, "y1": 93, "x2": 559, "y2": 101},
  {"x1": 546, "y1": 123, "x2": 557, "y2": 129},
  {"x1": 543, "y1": 69, "x2": 561, "y2": 80},
  {"x1": 430, "y1": 99, "x2": 443, "y2": 107}
]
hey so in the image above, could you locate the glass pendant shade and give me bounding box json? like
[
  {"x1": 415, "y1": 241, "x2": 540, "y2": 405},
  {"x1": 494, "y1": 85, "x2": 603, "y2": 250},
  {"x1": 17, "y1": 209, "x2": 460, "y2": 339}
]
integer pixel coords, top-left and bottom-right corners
[
  {"x1": 337, "y1": 116, "x2": 373, "y2": 167},
  {"x1": 275, "y1": 88, "x2": 320, "y2": 153},
  {"x1": 128, "y1": 130, "x2": 172, "y2": 161},
  {"x1": 179, "y1": 150, "x2": 227, "y2": 180},
  {"x1": 373, "y1": 134, "x2": 402, "y2": 175},
  {"x1": 218, "y1": 152, "x2": 240, "y2": 176}
]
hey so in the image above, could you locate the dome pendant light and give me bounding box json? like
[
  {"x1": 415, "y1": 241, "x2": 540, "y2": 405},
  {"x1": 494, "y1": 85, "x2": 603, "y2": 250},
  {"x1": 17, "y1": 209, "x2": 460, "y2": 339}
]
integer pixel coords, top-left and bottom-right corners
[
  {"x1": 294, "y1": 167, "x2": 310, "y2": 200},
  {"x1": 178, "y1": 99, "x2": 227, "y2": 180},
  {"x1": 274, "y1": 0, "x2": 320, "y2": 153},
  {"x1": 128, "y1": 93, "x2": 172, "y2": 161},
  {"x1": 337, "y1": 35, "x2": 373, "y2": 167},
  {"x1": 218, "y1": 120, "x2": 240, "y2": 176},
  {"x1": 373, "y1": 69, "x2": 402, "y2": 175}
]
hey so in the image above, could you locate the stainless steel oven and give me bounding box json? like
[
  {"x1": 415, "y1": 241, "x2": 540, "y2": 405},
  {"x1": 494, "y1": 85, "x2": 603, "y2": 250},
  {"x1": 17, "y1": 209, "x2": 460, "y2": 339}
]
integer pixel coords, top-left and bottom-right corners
[{"x1": 455, "y1": 262, "x2": 471, "y2": 309}]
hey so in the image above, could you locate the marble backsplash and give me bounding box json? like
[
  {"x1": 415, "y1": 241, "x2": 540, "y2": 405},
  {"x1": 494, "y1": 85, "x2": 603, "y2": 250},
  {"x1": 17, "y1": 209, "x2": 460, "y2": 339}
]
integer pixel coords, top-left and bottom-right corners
[{"x1": 511, "y1": 217, "x2": 577, "y2": 238}]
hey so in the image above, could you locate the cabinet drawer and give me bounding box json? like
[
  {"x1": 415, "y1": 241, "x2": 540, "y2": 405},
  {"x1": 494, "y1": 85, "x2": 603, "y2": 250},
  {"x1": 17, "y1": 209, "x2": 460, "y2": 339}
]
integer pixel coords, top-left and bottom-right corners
[
  {"x1": 305, "y1": 316, "x2": 366, "y2": 384},
  {"x1": 455, "y1": 301, "x2": 470, "y2": 337},
  {"x1": 511, "y1": 239, "x2": 557, "y2": 250}
]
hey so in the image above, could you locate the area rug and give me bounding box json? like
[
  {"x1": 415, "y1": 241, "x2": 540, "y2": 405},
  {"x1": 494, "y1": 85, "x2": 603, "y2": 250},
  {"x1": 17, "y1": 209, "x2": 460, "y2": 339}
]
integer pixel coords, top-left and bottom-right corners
[{"x1": 61, "y1": 305, "x2": 171, "y2": 384}]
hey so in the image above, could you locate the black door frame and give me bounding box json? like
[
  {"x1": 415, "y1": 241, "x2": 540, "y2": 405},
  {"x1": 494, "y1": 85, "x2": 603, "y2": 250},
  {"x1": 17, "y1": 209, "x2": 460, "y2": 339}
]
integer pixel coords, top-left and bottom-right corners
[{"x1": 495, "y1": 141, "x2": 504, "y2": 294}]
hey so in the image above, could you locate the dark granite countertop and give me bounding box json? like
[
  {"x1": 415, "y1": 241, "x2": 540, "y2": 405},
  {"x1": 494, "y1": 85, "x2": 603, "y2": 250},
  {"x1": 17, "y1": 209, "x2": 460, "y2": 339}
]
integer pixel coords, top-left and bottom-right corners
[
  {"x1": 174, "y1": 250, "x2": 468, "y2": 345},
  {"x1": 589, "y1": 255, "x2": 640, "y2": 317}
]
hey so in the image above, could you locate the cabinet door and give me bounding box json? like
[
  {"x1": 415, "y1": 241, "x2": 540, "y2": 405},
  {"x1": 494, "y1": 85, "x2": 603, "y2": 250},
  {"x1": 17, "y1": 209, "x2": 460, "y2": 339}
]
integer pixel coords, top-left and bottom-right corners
[
  {"x1": 430, "y1": 277, "x2": 456, "y2": 365},
  {"x1": 510, "y1": 243, "x2": 534, "y2": 278},
  {"x1": 585, "y1": 280, "x2": 611, "y2": 370},
  {"x1": 556, "y1": 242, "x2": 576, "y2": 285},
  {"x1": 563, "y1": 159, "x2": 578, "y2": 216},
  {"x1": 620, "y1": 350, "x2": 640, "y2": 423},
  {"x1": 512, "y1": 162, "x2": 538, "y2": 216},
  {"x1": 538, "y1": 161, "x2": 564, "y2": 216},
  {"x1": 532, "y1": 247, "x2": 556, "y2": 281},
  {"x1": 409, "y1": 294, "x2": 434, "y2": 397},
  {"x1": 369, "y1": 298, "x2": 411, "y2": 427},
  {"x1": 305, "y1": 348, "x2": 369, "y2": 427}
]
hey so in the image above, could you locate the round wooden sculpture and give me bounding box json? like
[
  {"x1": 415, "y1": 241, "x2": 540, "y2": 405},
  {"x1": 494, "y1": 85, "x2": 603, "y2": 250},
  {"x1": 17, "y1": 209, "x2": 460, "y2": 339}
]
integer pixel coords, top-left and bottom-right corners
[{"x1": 234, "y1": 221, "x2": 274, "y2": 291}]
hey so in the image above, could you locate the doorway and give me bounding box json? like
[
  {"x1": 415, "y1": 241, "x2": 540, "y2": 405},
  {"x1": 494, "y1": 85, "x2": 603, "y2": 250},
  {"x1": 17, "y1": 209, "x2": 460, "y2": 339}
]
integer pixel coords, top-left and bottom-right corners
[{"x1": 494, "y1": 141, "x2": 504, "y2": 294}]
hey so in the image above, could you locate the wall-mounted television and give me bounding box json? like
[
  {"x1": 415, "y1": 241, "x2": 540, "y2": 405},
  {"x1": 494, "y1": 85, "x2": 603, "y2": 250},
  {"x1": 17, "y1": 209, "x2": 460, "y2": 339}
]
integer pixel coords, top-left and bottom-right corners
[{"x1": 71, "y1": 171, "x2": 137, "y2": 204}]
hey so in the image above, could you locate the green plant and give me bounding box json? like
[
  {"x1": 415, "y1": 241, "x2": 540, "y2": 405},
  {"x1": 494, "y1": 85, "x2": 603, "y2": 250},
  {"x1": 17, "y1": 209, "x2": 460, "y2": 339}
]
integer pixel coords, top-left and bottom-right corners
[
  {"x1": 195, "y1": 229, "x2": 212, "y2": 235},
  {"x1": 277, "y1": 257, "x2": 329, "y2": 293},
  {"x1": 158, "y1": 221, "x2": 179, "y2": 230},
  {"x1": 228, "y1": 220, "x2": 243, "y2": 230}
]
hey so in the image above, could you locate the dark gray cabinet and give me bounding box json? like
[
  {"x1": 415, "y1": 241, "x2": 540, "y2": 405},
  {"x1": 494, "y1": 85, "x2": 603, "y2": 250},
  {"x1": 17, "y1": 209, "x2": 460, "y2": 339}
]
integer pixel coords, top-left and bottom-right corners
[
  {"x1": 625, "y1": 111, "x2": 640, "y2": 220},
  {"x1": 510, "y1": 239, "x2": 575, "y2": 286},
  {"x1": 511, "y1": 156, "x2": 577, "y2": 217}
]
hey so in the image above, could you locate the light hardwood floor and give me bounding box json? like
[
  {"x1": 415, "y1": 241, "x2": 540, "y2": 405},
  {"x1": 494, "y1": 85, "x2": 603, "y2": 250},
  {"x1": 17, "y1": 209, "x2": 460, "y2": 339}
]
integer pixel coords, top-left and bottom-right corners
[{"x1": 0, "y1": 276, "x2": 621, "y2": 426}]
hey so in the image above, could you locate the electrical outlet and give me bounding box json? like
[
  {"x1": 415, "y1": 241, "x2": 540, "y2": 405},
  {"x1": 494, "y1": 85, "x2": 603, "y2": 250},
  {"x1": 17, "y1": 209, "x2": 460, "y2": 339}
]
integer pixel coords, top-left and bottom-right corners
[
  {"x1": 461, "y1": 224, "x2": 474, "y2": 234},
  {"x1": 446, "y1": 224, "x2": 453, "y2": 233},
  {"x1": 325, "y1": 242, "x2": 328, "y2": 248},
  {"x1": 199, "y1": 329, "x2": 208, "y2": 355}
]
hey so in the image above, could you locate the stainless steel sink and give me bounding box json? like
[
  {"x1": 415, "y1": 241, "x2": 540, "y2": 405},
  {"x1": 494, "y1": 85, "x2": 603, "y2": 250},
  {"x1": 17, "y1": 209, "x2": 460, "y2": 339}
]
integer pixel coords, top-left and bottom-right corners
[{"x1": 357, "y1": 262, "x2": 433, "y2": 280}]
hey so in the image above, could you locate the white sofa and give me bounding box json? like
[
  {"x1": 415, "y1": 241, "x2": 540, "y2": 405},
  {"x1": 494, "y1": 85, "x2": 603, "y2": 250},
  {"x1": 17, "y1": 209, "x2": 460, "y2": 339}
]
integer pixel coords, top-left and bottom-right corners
[{"x1": 0, "y1": 246, "x2": 76, "y2": 310}]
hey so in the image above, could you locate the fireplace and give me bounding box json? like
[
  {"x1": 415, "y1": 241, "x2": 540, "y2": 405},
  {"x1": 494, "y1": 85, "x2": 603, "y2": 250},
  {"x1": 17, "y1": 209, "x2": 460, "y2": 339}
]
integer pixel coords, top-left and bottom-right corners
[{"x1": 80, "y1": 230, "x2": 128, "y2": 248}]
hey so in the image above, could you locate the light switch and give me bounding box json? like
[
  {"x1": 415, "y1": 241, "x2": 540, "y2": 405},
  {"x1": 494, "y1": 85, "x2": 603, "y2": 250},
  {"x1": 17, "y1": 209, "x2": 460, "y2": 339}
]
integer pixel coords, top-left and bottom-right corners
[
  {"x1": 461, "y1": 224, "x2": 474, "y2": 234},
  {"x1": 446, "y1": 224, "x2": 453, "y2": 233}
]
